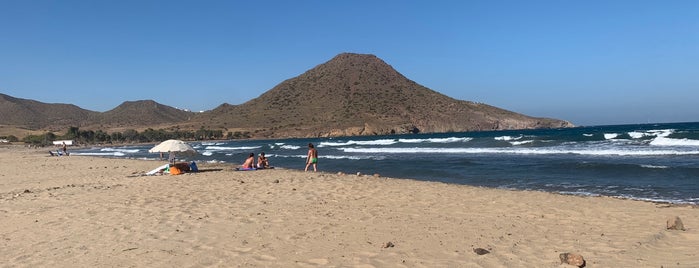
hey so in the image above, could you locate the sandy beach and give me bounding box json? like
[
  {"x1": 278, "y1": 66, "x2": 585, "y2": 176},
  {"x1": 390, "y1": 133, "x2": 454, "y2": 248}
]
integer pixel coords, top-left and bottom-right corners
[{"x1": 1, "y1": 147, "x2": 697, "y2": 267}]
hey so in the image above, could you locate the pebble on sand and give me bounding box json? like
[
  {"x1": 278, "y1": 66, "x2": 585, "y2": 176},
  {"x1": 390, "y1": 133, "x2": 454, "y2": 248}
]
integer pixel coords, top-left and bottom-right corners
[
  {"x1": 473, "y1": 248, "x2": 490, "y2": 255},
  {"x1": 559, "y1": 252, "x2": 585, "y2": 267}
]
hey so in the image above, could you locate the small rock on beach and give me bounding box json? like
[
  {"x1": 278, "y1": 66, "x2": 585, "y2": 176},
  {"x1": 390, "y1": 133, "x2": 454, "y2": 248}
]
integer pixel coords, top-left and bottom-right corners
[
  {"x1": 473, "y1": 248, "x2": 490, "y2": 255},
  {"x1": 559, "y1": 252, "x2": 585, "y2": 267}
]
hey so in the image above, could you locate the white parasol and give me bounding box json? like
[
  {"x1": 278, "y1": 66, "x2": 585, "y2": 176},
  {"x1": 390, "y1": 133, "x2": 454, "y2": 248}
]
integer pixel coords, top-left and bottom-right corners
[{"x1": 148, "y1": 139, "x2": 197, "y2": 162}]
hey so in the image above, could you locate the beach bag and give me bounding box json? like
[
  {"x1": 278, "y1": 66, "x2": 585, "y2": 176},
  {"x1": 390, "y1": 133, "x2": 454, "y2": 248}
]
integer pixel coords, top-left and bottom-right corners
[
  {"x1": 170, "y1": 166, "x2": 182, "y2": 175},
  {"x1": 189, "y1": 161, "x2": 199, "y2": 172}
]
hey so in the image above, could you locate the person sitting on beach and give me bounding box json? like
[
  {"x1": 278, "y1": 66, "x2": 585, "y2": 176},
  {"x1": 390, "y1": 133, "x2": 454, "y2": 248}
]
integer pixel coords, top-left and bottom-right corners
[
  {"x1": 257, "y1": 152, "x2": 270, "y2": 169},
  {"x1": 241, "y1": 153, "x2": 255, "y2": 169}
]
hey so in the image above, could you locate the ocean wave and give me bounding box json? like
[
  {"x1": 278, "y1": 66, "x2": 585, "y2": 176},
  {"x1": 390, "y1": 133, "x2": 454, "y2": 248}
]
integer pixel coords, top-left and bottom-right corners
[
  {"x1": 339, "y1": 147, "x2": 699, "y2": 156},
  {"x1": 557, "y1": 191, "x2": 602, "y2": 197},
  {"x1": 201, "y1": 142, "x2": 225, "y2": 146},
  {"x1": 205, "y1": 146, "x2": 262, "y2": 150},
  {"x1": 272, "y1": 154, "x2": 377, "y2": 160},
  {"x1": 319, "y1": 139, "x2": 398, "y2": 147},
  {"x1": 280, "y1": 145, "x2": 301, "y2": 150},
  {"x1": 100, "y1": 148, "x2": 140, "y2": 153},
  {"x1": 510, "y1": 140, "x2": 534, "y2": 146},
  {"x1": 649, "y1": 136, "x2": 699, "y2": 146},
  {"x1": 398, "y1": 137, "x2": 473, "y2": 143},
  {"x1": 604, "y1": 133, "x2": 618, "y2": 139},
  {"x1": 495, "y1": 135, "x2": 522, "y2": 141},
  {"x1": 611, "y1": 194, "x2": 697, "y2": 205},
  {"x1": 627, "y1": 129, "x2": 675, "y2": 139},
  {"x1": 648, "y1": 129, "x2": 674, "y2": 137},
  {"x1": 640, "y1": 164, "x2": 668, "y2": 169},
  {"x1": 73, "y1": 152, "x2": 126, "y2": 157},
  {"x1": 627, "y1": 131, "x2": 649, "y2": 139}
]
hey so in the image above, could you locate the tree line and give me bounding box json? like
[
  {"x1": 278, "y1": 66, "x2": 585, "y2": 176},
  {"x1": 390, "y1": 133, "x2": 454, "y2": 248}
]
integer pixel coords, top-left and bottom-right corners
[{"x1": 8, "y1": 127, "x2": 252, "y2": 146}]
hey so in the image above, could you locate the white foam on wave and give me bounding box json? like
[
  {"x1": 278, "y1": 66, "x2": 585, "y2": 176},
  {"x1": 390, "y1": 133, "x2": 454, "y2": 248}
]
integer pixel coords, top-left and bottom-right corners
[
  {"x1": 201, "y1": 142, "x2": 225, "y2": 146},
  {"x1": 510, "y1": 140, "x2": 533, "y2": 146},
  {"x1": 339, "y1": 147, "x2": 699, "y2": 156},
  {"x1": 640, "y1": 164, "x2": 668, "y2": 169},
  {"x1": 280, "y1": 145, "x2": 301, "y2": 150},
  {"x1": 541, "y1": 189, "x2": 694, "y2": 204},
  {"x1": 604, "y1": 133, "x2": 618, "y2": 140},
  {"x1": 648, "y1": 129, "x2": 674, "y2": 137},
  {"x1": 398, "y1": 137, "x2": 473, "y2": 143},
  {"x1": 322, "y1": 155, "x2": 366, "y2": 160},
  {"x1": 100, "y1": 147, "x2": 140, "y2": 153},
  {"x1": 72, "y1": 152, "x2": 126, "y2": 157},
  {"x1": 583, "y1": 134, "x2": 594, "y2": 137},
  {"x1": 628, "y1": 131, "x2": 648, "y2": 139},
  {"x1": 650, "y1": 136, "x2": 699, "y2": 146},
  {"x1": 205, "y1": 146, "x2": 261, "y2": 150},
  {"x1": 495, "y1": 135, "x2": 522, "y2": 141},
  {"x1": 628, "y1": 129, "x2": 675, "y2": 139},
  {"x1": 319, "y1": 139, "x2": 397, "y2": 147},
  {"x1": 557, "y1": 191, "x2": 601, "y2": 197},
  {"x1": 273, "y1": 154, "x2": 370, "y2": 160},
  {"x1": 201, "y1": 151, "x2": 213, "y2": 156},
  {"x1": 611, "y1": 194, "x2": 696, "y2": 205}
]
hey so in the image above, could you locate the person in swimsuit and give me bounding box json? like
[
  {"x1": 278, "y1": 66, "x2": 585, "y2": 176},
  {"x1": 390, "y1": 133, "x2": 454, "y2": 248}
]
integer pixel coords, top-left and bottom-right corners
[
  {"x1": 242, "y1": 153, "x2": 255, "y2": 169},
  {"x1": 257, "y1": 152, "x2": 269, "y2": 168},
  {"x1": 61, "y1": 142, "x2": 68, "y2": 156},
  {"x1": 305, "y1": 143, "x2": 318, "y2": 172}
]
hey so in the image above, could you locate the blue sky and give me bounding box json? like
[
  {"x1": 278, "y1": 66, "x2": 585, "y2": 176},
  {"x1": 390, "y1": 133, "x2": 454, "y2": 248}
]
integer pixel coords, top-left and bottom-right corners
[{"x1": 1, "y1": 1, "x2": 697, "y2": 126}]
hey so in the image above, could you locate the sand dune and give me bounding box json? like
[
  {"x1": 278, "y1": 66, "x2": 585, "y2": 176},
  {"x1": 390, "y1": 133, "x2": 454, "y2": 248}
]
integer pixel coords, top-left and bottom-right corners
[{"x1": 1, "y1": 147, "x2": 697, "y2": 267}]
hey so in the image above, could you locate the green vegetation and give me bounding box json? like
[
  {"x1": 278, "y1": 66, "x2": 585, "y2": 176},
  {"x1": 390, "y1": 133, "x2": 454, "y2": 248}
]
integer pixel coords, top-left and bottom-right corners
[
  {"x1": 19, "y1": 126, "x2": 248, "y2": 146},
  {"x1": 21, "y1": 133, "x2": 56, "y2": 146},
  {"x1": 0, "y1": 135, "x2": 19, "y2": 142}
]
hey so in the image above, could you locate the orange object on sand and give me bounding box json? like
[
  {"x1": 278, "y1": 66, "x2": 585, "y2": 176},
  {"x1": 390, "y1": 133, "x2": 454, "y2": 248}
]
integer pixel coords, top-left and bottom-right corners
[{"x1": 170, "y1": 166, "x2": 182, "y2": 175}]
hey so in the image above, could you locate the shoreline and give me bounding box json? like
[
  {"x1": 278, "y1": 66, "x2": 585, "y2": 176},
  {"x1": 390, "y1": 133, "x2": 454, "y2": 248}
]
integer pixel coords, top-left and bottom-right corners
[
  {"x1": 10, "y1": 143, "x2": 699, "y2": 207},
  {"x1": 2, "y1": 148, "x2": 698, "y2": 267}
]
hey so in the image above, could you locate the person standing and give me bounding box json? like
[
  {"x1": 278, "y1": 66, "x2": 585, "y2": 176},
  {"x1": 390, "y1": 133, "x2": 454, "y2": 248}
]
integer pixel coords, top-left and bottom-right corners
[
  {"x1": 168, "y1": 151, "x2": 176, "y2": 164},
  {"x1": 61, "y1": 142, "x2": 68, "y2": 156},
  {"x1": 305, "y1": 143, "x2": 318, "y2": 172}
]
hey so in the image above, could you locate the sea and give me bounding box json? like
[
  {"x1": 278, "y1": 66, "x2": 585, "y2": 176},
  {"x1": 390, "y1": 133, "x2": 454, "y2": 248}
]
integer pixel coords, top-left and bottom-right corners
[{"x1": 70, "y1": 122, "x2": 699, "y2": 205}]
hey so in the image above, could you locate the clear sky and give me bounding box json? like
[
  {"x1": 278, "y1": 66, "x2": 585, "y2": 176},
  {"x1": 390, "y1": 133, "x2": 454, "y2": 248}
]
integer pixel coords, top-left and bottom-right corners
[{"x1": 1, "y1": 1, "x2": 697, "y2": 126}]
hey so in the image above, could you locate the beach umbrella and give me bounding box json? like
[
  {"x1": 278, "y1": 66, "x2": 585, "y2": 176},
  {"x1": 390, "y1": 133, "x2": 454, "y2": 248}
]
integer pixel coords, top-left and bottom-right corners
[
  {"x1": 148, "y1": 139, "x2": 197, "y2": 162},
  {"x1": 148, "y1": 139, "x2": 197, "y2": 154}
]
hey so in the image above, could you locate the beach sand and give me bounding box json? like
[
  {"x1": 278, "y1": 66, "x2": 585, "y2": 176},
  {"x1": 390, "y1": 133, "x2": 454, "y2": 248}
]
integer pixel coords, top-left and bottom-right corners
[{"x1": 1, "y1": 147, "x2": 697, "y2": 267}]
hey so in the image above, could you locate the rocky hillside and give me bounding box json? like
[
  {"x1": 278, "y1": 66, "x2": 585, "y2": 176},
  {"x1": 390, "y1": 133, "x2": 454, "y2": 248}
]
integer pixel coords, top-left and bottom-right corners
[
  {"x1": 94, "y1": 100, "x2": 195, "y2": 129},
  {"x1": 187, "y1": 53, "x2": 572, "y2": 137},
  {"x1": 0, "y1": 94, "x2": 193, "y2": 132},
  {"x1": 0, "y1": 93, "x2": 98, "y2": 131},
  {"x1": 1, "y1": 53, "x2": 573, "y2": 138}
]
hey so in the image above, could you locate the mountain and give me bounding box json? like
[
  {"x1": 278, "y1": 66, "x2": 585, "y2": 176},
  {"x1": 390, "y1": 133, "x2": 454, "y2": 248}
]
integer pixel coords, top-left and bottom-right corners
[
  {"x1": 1, "y1": 53, "x2": 573, "y2": 139},
  {"x1": 95, "y1": 100, "x2": 195, "y2": 128},
  {"x1": 0, "y1": 93, "x2": 98, "y2": 131},
  {"x1": 186, "y1": 53, "x2": 572, "y2": 137},
  {"x1": 0, "y1": 94, "x2": 193, "y2": 133}
]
